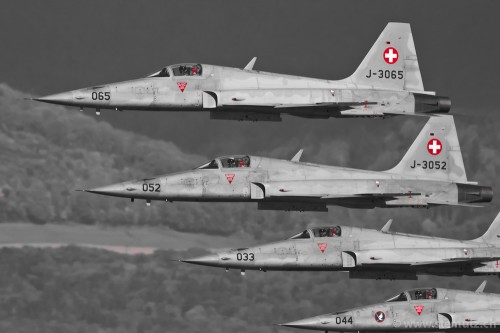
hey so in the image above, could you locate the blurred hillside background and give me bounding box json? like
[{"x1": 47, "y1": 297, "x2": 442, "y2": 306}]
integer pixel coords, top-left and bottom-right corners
[{"x1": 1, "y1": 0, "x2": 500, "y2": 332}]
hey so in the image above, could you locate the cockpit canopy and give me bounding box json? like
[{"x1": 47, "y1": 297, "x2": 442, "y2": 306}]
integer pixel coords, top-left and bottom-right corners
[
  {"x1": 386, "y1": 288, "x2": 438, "y2": 302},
  {"x1": 289, "y1": 226, "x2": 342, "y2": 239},
  {"x1": 196, "y1": 156, "x2": 251, "y2": 170},
  {"x1": 147, "y1": 63, "x2": 203, "y2": 78},
  {"x1": 312, "y1": 226, "x2": 341, "y2": 238},
  {"x1": 289, "y1": 230, "x2": 311, "y2": 239}
]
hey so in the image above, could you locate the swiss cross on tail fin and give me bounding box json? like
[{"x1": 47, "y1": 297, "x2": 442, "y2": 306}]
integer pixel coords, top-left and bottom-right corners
[
  {"x1": 427, "y1": 138, "x2": 442, "y2": 155},
  {"x1": 348, "y1": 22, "x2": 424, "y2": 92},
  {"x1": 383, "y1": 47, "x2": 399, "y2": 64},
  {"x1": 386, "y1": 115, "x2": 467, "y2": 183}
]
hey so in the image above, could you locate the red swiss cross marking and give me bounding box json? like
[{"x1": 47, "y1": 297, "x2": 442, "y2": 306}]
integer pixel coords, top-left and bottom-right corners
[
  {"x1": 317, "y1": 243, "x2": 327, "y2": 253},
  {"x1": 427, "y1": 139, "x2": 442, "y2": 155},
  {"x1": 414, "y1": 305, "x2": 424, "y2": 316},
  {"x1": 177, "y1": 82, "x2": 187, "y2": 92},
  {"x1": 225, "y1": 174, "x2": 235, "y2": 184},
  {"x1": 383, "y1": 47, "x2": 399, "y2": 64}
]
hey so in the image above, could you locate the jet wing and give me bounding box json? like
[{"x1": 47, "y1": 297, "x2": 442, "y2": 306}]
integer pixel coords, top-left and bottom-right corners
[
  {"x1": 360, "y1": 257, "x2": 500, "y2": 268},
  {"x1": 426, "y1": 199, "x2": 484, "y2": 208},
  {"x1": 380, "y1": 110, "x2": 430, "y2": 117},
  {"x1": 274, "y1": 102, "x2": 378, "y2": 109},
  {"x1": 409, "y1": 257, "x2": 500, "y2": 266},
  {"x1": 321, "y1": 192, "x2": 421, "y2": 200},
  {"x1": 274, "y1": 103, "x2": 436, "y2": 117}
]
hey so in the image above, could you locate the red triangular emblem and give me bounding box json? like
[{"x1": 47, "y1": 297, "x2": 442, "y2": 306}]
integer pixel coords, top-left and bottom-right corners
[
  {"x1": 317, "y1": 243, "x2": 327, "y2": 253},
  {"x1": 414, "y1": 305, "x2": 424, "y2": 315},
  {"x1": 225, "y1": 174, "x2": 235, "y2": 184},
  {"x1": 177, "y1": 82, "x2": 187, "y2": 92}
]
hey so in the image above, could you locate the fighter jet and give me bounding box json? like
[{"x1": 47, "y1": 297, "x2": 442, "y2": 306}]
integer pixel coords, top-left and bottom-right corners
[
  {"x1": 34, "y1": 22, "x2": 450, "y2": 120},
  {"x1": 280, "y1": 281, "x2": 499, "y2": 332},
  {"x1": 181, "y1": 212, "x2": 500, "y2": 280},
  {"x1": 82, "y1": 115, "x2": 492, "y2": 211}
]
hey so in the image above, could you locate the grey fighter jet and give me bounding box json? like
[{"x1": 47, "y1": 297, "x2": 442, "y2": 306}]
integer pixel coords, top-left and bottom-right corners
[
  {"x1": 34, "y1": 23, "x2": 449, "y2": 120},
  {"x1": 82, "y1": 115, "x2": 492, "y2": 211},
  {"x1": 181, "y1": 212, "x2": 500, "y2": 280},
  {"x1": 280, "y1": 281, "x2": 500, "y2": 332}
]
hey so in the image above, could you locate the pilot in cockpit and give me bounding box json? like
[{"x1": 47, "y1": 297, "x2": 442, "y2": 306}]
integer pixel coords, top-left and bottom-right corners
[{"x1": 179, "y1": 66, "x2": 188, "y2": 76}]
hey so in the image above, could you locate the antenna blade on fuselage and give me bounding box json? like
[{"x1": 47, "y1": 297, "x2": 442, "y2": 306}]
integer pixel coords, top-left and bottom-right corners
[
  {"x1": 291, "y1": 149, "x2": 304, "y2": 162},
  {"x1": 380, "y1": 219, "x2": 393, "y2": 233},
  {"x1": 244, "y1": 57, "x2": 257, "y2": 70}
]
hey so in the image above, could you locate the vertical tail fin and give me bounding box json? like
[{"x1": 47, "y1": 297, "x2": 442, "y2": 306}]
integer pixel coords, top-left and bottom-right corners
[
  {"x1": 475, "y1": 212, "x2": 500, "y2": 244},
  {"x1": 348, "y1": 22, "x2": 424, "y2": 92},
  {"x1": 386, "y1": 115, "x2": 467, "y2": 182}
]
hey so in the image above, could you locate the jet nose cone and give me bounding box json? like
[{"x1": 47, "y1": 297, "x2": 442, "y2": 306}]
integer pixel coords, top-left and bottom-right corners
[
  {"x1": 180, "y1": 253, "x2": 220, "y2": 267},
  {"x1": 85, "y1": 183, "x2": 129, "y2": 198},
  {"x1": 33, "y1": 91, "x2": 75, "y2": 106},
  {"x1": 280, "y1": 316, "x2": 325, "y2": 330}
]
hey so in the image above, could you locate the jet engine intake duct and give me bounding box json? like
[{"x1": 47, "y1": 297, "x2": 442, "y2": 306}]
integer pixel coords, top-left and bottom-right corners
[
  {"x1": 414, "y1": 93, "x2": 451, "y2": 114},
  {"x1": 457, "y1": 184, "x2": 493, "y2": 203}
]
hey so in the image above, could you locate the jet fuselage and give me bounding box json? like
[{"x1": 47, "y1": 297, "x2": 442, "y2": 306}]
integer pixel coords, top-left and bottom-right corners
[
  {"x1": 282, "y1": 287, "x2": 500, "y2": 332},
  {"x1": 86, "y1": 155, "x2": 491, "y2": 210},
  {"x1": 182, "y1": 224, "x2": 500, "y2": 280},
  {"x1": 36, "y1": 64, "x2": 449, "y2": 121}
]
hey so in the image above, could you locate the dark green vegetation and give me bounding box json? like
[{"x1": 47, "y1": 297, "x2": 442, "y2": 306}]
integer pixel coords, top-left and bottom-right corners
[{"x1": 1, "y1": 246, "x2": 497, "y2": 333}]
